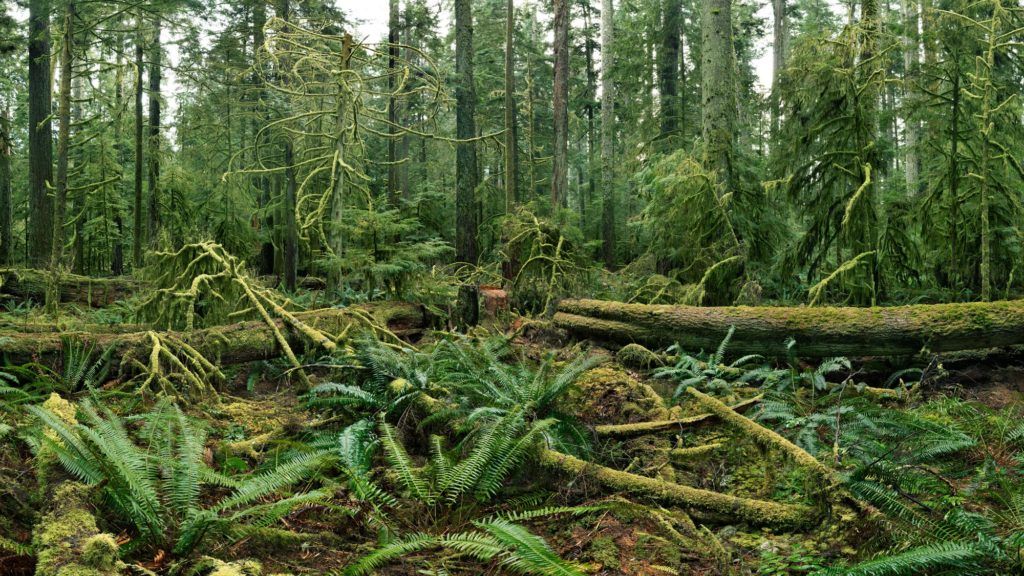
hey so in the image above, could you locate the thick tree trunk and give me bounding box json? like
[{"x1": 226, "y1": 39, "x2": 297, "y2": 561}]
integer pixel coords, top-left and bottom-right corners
[
  {"x1": 329, "y1": 34, "x2": 353, "y2": 291},
  {"x1": 0, "y1": 303, "x2": 429, "y2": 367},
  {"x1": 701, "y1": 0, "x2": 735, "y2": 194},
  {"x1": 901, "y1": 0, "x2": 920, "y2": 196},
  {"x1": 278, "y1": 0, "x2": 297, "y2": 292},
  {"x1": 28, "y1": 0, "x2": 54, "y2": 267},
  {"x1": 600, "y1": 0, "x2": 615, "y2": 268},
  {"x1": 454, "y1": 0, "x2": 479, "y2": 328},
  {"x1": 659, "y1": 0, "x2": 682, "y2": 141},
  {"x1": 253, "y1": 0, "x2": 274, "y2": 276},
  {"x1": 554, "y1": 298, "x2": 1024, "y2": 357},
  {"x1": 504, "y1": 0, "x2": 518, "y2": 214},
  {"x1": 551, "y1": 0, "x2": 569, "y2": 210},
  {"x1": 0, "y1": 107, "x2": 11, "y2": 265}
]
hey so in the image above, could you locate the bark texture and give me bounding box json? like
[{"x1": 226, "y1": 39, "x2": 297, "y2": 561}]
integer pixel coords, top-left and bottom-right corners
[
  {"x1": 701, "y1": 0, "x2": 735, "y2": 193},
  {"x1": 555, "y1": 298, "x2": 1024, "y2": 357},
  {"x1": 551, "y1": 0, "x2": 569, "y2": 209},
  {"x1": 28, "y1": 0, "x2": 54, "y2": 266},
  {"x1": 0, "y1": 108, "x2": 11, "y2": 265},
  {"x1": 454, "y1": 0, "x2": 479, "y2": 328},
  {"x1": 600, "y1": 0, "x2": 615, "y2": 267}
]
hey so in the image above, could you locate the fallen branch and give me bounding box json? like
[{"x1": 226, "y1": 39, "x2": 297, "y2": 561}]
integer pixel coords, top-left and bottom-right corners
[
  {"x1": 537, "y1": 449, "x2": 817, "y2": 528},
  {"x1": 555, "y1": 298, "x2": 1024, "y2": 357},
  {"x1": 593, "y1": 395, "x2": 762, "y2": 438}
]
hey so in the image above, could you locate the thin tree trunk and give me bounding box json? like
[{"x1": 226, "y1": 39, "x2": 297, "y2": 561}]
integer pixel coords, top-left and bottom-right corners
[
  {"x1": 0, "y1": 107, "x2": 11, "y2": 265},
  {"x1": 551, "y1": 0, "x2": 569, "y2": 210},
  {"x1": 701, "y1": 0, "x2": 736, "y2": 194},
  {"x1": 28, "y1": 0, "x2": 54, "y2": 266},
  {"x1": 387, "y1": 0, "x2": 400, "y2": 206},
  {"x1": 659, "y1": 0, "x2": 682, "y2": 142},
  {"x1": 329, "y1": 34, "x2": 353, "y2": 291},
  {"x1": 253, "y1": 0, "x2": 274, "y2": 275},
  {"x1": 147, "y1": 21, "x2": 161, "y2": 245},
  {"x1": 133, "y1": 13, "x2": 144, "y2": 268},
  {"x1": 601, "y1": 0, "x2": 616, "y2": 268},
  {"x1": 278, "y1": 0, "x2": 297, "y2": 291},
  {"x1": 584, "y1": 7, "x2": 596, "y2": 223},
  {"x1": 504, "y1": 0, "x2": 518, "y2": 214},
  {"x1": 454, "y1": 0, "x2": 479, "y2": 328},
  {"x1": 901, "y1": 0, "x2": 920, "y2": 196},
  {"x1": 771, "y1": 0, "x2": 787, "y2": 136},
  {"x1": 111, "y1": 32, "x2": 125, "y2": 276},
  {"x1": 46, "y1": 2, "x2": 74, "y2": 314},
  {"x1": 71, "y1": 74, "x2": 85, "y2": 274}
]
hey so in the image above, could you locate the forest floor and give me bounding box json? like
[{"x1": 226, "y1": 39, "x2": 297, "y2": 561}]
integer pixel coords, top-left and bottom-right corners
[{"x1": 2, "y1": 286, "x2": 1024, "y2": 576}]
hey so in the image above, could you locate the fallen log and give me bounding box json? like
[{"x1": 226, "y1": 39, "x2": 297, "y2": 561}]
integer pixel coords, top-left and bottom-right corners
[
  {"x1": 538, "y1": 449, "x2": 817, "y2": 528},
  {"x1": 0, "y1": 302, "x2": 428, "y2": 367},
  {"x1": 0, "y1": 268, "x2": 135, "y2": 307},
  {"x1": 555, "y1": 298, "x2": 1024, "y2": 358},
  {"x1": 593, "y1": 395, "x2": 763, "y2": 438}
]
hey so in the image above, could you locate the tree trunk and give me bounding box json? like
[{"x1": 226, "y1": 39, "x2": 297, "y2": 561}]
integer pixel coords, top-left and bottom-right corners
[
  {"x1": 329, "y1": 34, "x2": 353, "y2": 291},
  {"x1": 253, "y1": 0, "x2": 274, "y2": 276},
  {"x1": 550, "y1": 0, "x2": 569, "y2": 210},
  {"x1": 771, "y1": 0, "x2": 787, "y2": 136},
  {"x1": 504, "y1": 0, "x2": 519, "y2": 214},
  {"x1": 387, "y1": 0, "x2": 401, "y2": 207},
  {"x1": 701, "y1": 0, "x2": 736, "y2": 194},
  {"x1": 583, "y1": 7, "x2": 596, "y2": 224},
  {"x1": 454, "y1": 0, "x2": 479, "y2": 328},
  {"x1": 147, "y1": 21, "x2": 162, "y2": 244},
  {"x1": 46, "y1": 2, "x2": 74, "y2": 314},
  {"x1": 600, "y1": 0, "x2": 615, "y2": 268},
  {"x1": 659, "y1": 0, "x2": 682, "y2": 142},
  {"x1": 0, "y1": 107, "x2": 11, "y2": 266},
  {"x1": 278, "y1": 0, "x2": 297, "y2": 292},
  {"x1": 111, "y1": 32, "x2": 125, "y2": 276},
  {"x1": 71, "y1": 73, "x2": 85, "y2": 274},
  {"x1": 28, "y1": 0, "x2": 54, "y2": 267},
  {"x1": 133, "y1": 13, "x2": 144, "y2": 268},
  {"x1": 554, "y1": 298, "x2": 1024, "y2": 357},
  {"x1": 901, "y1": 0, "x2": 920, "y2": 196},
  {"x1": 0, "y1": 303, "x2": 429, "y2": 367}
]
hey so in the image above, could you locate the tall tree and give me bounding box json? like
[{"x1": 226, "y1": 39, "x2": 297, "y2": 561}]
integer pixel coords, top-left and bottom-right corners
[
  {"x1": 28, "y1": 0, "x2": 54, "y2": 266},
  {"x1": 455, "y1": 0, "x2": 479, "y2": 327},
  {"x1": 133, "y1": 12, "x2": 144, "y2": 267},
  {"x1": 901, "y1": 0, "x2": 921, "y2": 196},
  {"x1": 147, "y1": 21, "x2": 162, "y2": 243},
  {"x1": 253, "y1": 0, "x2": 274, "y2": 274},
  {"x1": 0, "y1": 107, "x2": 10, "y2": 265},
  {"x1": 387, "y1": 0, "x2": 401, "y2": 206},
  {"x1": 504, "y1": 0, "x2": 519, "y2": 213},
  {"x1": 771, "y1": 0, "x2": 788, "y2": 134},
  {"x1": 47, "y1": 1, "x2": 75, "y2": 313},
  {"x1": 551, "y1": 0, "x2": 569, "y2": 209},
  {"x1": 278, "y1": 0, "x2": 297, "y2": 291},
  {"x1": 659, "y1": 0, "x2": 682, "y2": 141},
  {"x1": 701, "y1": 0, "x2": 736, "y2": 194},
  {"x1": 601, "y1": 0, "x2": 615, "y2": 267}
]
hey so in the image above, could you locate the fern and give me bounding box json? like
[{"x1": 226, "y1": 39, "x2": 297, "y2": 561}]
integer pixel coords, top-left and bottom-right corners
[{"x1": 829, "y1": 541, "x2": 986, "y2": 576}]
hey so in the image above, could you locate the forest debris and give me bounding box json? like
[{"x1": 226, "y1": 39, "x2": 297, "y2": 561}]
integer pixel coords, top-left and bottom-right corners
[
  {"x1": 0, "y1": 268, "x2": 134, "y2": 307},
  {"x1": 686, "y1": 388, "x2": 831, "y2": 477},
  {"x1": 555, "y1": 298, "x2": 1024, "y2": 357},
  {"x1": 669, "y1": 443, "x2": 723, "y2": 462},
  {"x1": 593, "y1": 394, "x2": 762, "y2": 438},
  {"x1": 0, "y1": 302, "x2": 428, "y2": 368},
  {"x1": 538, "y1": 449, "x2": 817, "y2": 528}
]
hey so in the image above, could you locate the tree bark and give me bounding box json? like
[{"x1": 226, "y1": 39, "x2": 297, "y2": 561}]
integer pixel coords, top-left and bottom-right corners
[
  {"x1": 28, "y1": 0, "x2": 54, "y2": 267},
  {"x1": 701, "y1": 0, "x2": 735, "y2": 194},
  {"x1": 504, "y1": 0, "x2": 518, "y2": 214},
  {"x1": 329, "y1": 34, "x2": 353, "y2": 291},
  {"x1": 253, "y1": 0, "x2": 274, "y2": 276},
  {"x1": 387, "y1": 0, "x2": 401, "y2": 206},
  {"x1": 454, "y1": 0, "x2": 479, "y2": 328},
  {"x1": 0, "y1": 107, "x2": 11, "y2": 266},
  {"x1": 659, "y1": 0, "x2": 682, "y2": 141},
  {"x1": 770, "y1": 0, "x2": 787, "y2": 136},
  {"x1": 554, "y1": 298, "x2": 1024, "y2": 357},
  {"x1": 600, "y1": 0, "x2": 615, "y2": 268},
  {"x1": 46, "y1": 2, "x2": 74, "y2": 315},
  {"x1": 901, "y1": 0, "x2": 920, "y2": 197},
  {"x1": 278, "y1": 0, "x2": 297, "y2": 292},
  {"x1": 550, "y1": 0, "x2": 569, "y2": 210},
  {"x1": 0, "y1": 303, "x2": 429, "y2": 367},
  {"x1": 147, "y1": 21, "x2": 162, "y2": 244},
  {"x1": 133, "y1": 13, "x2": 144, "y2": 268}
]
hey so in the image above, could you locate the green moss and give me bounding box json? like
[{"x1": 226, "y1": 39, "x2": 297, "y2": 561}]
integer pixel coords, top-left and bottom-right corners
[
  {"x1": 33, "y1": 483, "x2": 121, "y2": 576},
  {"x1": 586, "y1": 536, "x2": 620, "y2": 570},
  {"x1": 615, "y1": 343, "x2": 664, "y2": 369},
  {"x1": 42, "y1": 393, "x2": 77, "y2": 424},
  {"x1": 635, "y1": 531, "x2": 682, "y2": 568}
]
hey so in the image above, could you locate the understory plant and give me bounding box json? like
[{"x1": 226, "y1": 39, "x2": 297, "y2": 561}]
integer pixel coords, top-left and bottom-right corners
[{"x1": 27, "y1": 397, "x2": 333, "y2": 557}]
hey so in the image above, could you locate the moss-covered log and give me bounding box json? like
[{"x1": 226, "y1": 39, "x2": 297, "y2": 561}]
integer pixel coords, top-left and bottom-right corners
[
  {"x1": 0, "y1": 268, "x2": 134, "y2": 307},
  {"x1": 593, "y1": 395, "x2": 762, "y2": 438},
  {"x1": 538, "y1": 449, "x2": 817, "y2": 528},
  {"x1": 555, "y1": 298, "x2": 1024, "y2": 357},
  {"x1": 0, "y1": 302, "x2": 428, "y2": 367}
]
